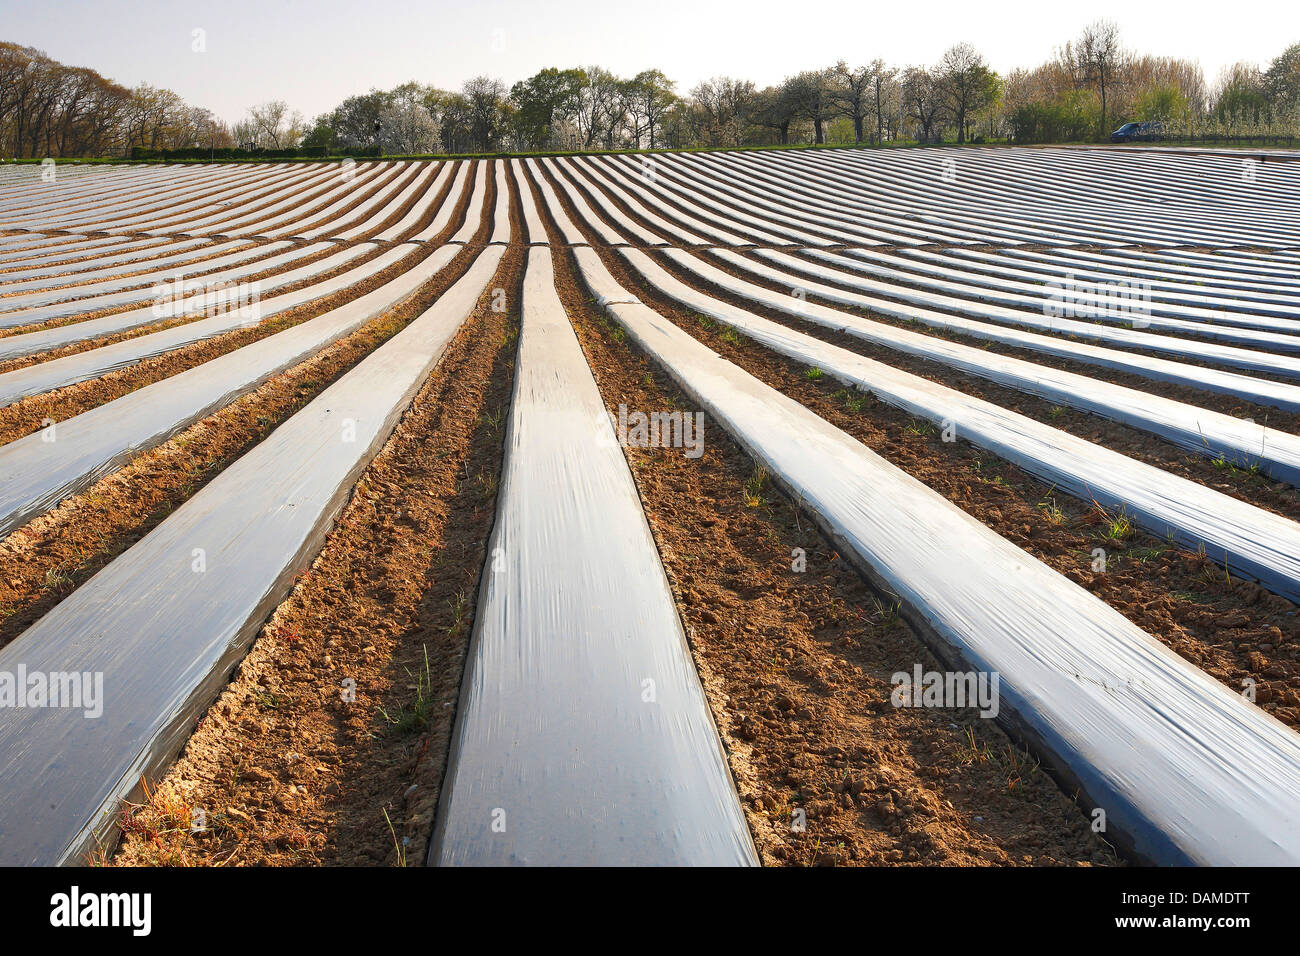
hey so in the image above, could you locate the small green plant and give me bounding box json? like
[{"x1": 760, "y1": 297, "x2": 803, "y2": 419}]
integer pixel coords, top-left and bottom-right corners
[
  {"x1": 479, "y1": 405, "x2": 505, "y2": 435},
  {"x1": 957, "y1": 725, "x2": 990, "y2": 765},
  {"x1": 870, "y1": 596, "x2": 901, "y2": 628},
  {"x1": 720, "y1": 327, "x2": 741, "y2": 345},
  {"x1": 1036, "y1": 497, "x2": 1067, "y2": 525},
  {"x1": 474, "y1": 470, "x2": 499, "y2": 500},
  {"x1": 252, "y1": 689, "x2": 281, "y2": 710},
  {"x1": 378, "y1": 645, "x2": 436, "y2": 736},
  {"x1": 743, "y1": 466, "x2": 768, "y2": 508},
  {"x1": 831, "y1": 388, "x2": 867, "y2": 412},
  {"x1": 1212, "y1": 451, "x2": 1264, "y2": 479},
  {"x1": 956, "y1": 726, "x2": 1040, "y2": 792},
  {"x1": 42, "y1": 567, "x2": 74, "y2": 593},
  {"x1": 804, "y1": 366, "x2": 824, "y2": 381},
  {"x1": 1123, "y1": 545, "x2": 1165, "y2": 564},
  {"x1": 446, "y1": 592, "x2": 470, "y2": 639},
  {"x1": 1106, "y1": 509, "x2": 1134, "y2": 541}
]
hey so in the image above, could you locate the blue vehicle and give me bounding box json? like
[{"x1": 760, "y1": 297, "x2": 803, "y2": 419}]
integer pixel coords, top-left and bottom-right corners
[{"x1": 1111, "y1": 121, "x2": 1165, "y2": 143}]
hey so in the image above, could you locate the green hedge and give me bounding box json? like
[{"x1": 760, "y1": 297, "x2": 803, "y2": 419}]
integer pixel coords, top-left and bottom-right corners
[
  {"x1": 120, "y1": 140, "x2": 934, "y2": 164},
  {"x1": 128, "y1": 145, "x2": 382, "y2": 161}
]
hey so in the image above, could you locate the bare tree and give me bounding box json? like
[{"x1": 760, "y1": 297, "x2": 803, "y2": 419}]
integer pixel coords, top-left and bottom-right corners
[
  {"x1": 1264, "y1": 42, "x2": 1300, "y2": 115},
  {"x1": 868, "y1": 59, "x2": 900, "y2": 143},
  {"x1": 689, "y1": 76, "x2": 756, "y2": 147},
  {"x1": 1076, "y1": 20, "x2": 1126, "y2": 135},
  {"x1": 124, "y1": 85, "x2": 192, "y2": 150},
  {"x1": 574, "y1": 67, "x2": 623, "y2": 149},
  {"x1": 749, "y1": 84, "x2": 799, "y2": 144},
  {"x1": 380, "y1": 82, "x2": 441, "y2": 153},
  {"x1": 936, "y1": 43, "x2": 999, "y2": 143},
  {"x1": 830, "y1": 62, "x2": 872, "y2": 143},
  {"x1": 245, "y1": 100, "x2": 304, "y2": 149},
  {"x1": 620, "y1": 69, "x2": 677, "y2": 149},
  {"x1": 902, "y1": 67, "x2": 946, "y2": 143},
  {"x1": 461, "y1": 76, "x2": 508, "y2": 151}
]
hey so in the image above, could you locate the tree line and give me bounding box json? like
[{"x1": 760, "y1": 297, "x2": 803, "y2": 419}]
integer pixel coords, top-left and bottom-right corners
[
  {"x1": 301, "y1": 25, "x2": 1300, "y2": 154},
  {"x1": 0, "y1": 41, "x2": 234, "y2": 158},
  {"x1": 4, "y1": 23, "x2": 1300, "y2": 160}
]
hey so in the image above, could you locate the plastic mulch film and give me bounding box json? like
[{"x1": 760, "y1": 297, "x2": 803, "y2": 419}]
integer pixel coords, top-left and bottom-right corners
[
  {"x1": 0, "y1": 241, "x2": 366, "y2": 363},
  {"x1": 690, "y1": 247, "x2": 1300, "y2": 482},
  {"x1": 623, "y1": 247, "x2": 1300, "y2": 603},
  {"x1": 0, "y1": 243, "x2": 410, "y2": 405},
  {"x1": 431, "y1": 247, "x2": 757, "y2": 866},
  {"x1": 509, "y1": 159, "x2": 548, "y2": 245},
  {"x1": 488, "y1": 161, "x2": 512, "y2": 245},
  {"x1": 571, "y1": 244, "x2": 1300, "y2": 866},
  {"x1": 448, "y1": 161, "x2": 489, "y2": 244},
  {"x1": 743, "y1": 246, "x2": 1300, "y2": 412},
  {"x1": 0, "y1": 240, "x2": 259, "y2": 318},
  {"x1": 0, "y1": 245, "x2": 504, "y2": 866},
  {"x1": 0, "y1": 244, "x2": 459, "y2": 536},
  {"x1": 337, "y1": 162, "x2": 442, "y2": 242}
]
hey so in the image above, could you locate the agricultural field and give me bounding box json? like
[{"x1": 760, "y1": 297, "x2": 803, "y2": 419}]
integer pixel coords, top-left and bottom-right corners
[{"x1": 0, "y1": 146, "x2": 1298, "y2": 870}]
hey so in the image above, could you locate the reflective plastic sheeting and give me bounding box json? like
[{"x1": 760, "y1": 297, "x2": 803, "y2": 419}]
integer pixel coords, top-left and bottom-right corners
[
  {"x1": 0, "y1": 246, "x2": 504, "y2": 866},
  {"x1": 0, "y1": 244, "x2": 460, "y2": 537},
  {"x1": 0, "y1": 241, "x2": 362, "y2": 363},
  {"x1": 570, "y1": 244, "x2": 1300, "y2": 866},
  {"x1": 0, "y1": 243, "x2": 408, "y2": 407},
  {"x1": 431, "y1": 247, "x2": 756, "y2": 866},
  {"x1": 622, "y1": 248, "x2": 1300, "y2": 603}
]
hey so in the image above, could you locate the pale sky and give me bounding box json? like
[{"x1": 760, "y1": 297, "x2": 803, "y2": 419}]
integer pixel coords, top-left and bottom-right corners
[{"x1": 5, "y1": 0, "x2": 1299, "y2": 124}]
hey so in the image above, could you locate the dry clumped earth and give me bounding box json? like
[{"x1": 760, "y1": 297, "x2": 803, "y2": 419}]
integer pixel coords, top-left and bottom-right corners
[
  {"x1": 108, "y1": 239, "x2": 1119, "y2": 868},
  {"x1": 94, "y1": 161, "x2": 1289, "y2": 868},
  {"x1": 110, "y1": 249, "x2": 519, "y2": 866}
]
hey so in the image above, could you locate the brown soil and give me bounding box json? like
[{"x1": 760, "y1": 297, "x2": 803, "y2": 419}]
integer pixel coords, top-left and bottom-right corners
[
  {"x1": 8, "y1": 159, "x2": 1287, "y2": 869},
  {"x1": 0, "y1": 241, "x2": 489, "y2": 650},
  {"x1": 108, "y1": 243, "x2": 518, "y2": 867},
  {"x1": 29, "y1": 165, "x2": 314, "y2": 236},
  {"x1": 582, "y1": 244, "x2": 1300, "y2": 731},
  {"x1": 105, "y1": 170, "x2": 515, "y2": 867},
  {"x1": 0, "y1": 160, "x2": 468, "y2": 345},
  {"x1": 0, "y1": 241, "x2": 314, "y2": 340},
  {"x1": 0, "y1": 244, "x2": 380, "y2": 361},
  {"x1": 0, "y1": 238, "x2": 262, "y2": 289},
  {"x1": 0, "y1": 239, "x2": 174, "y2": 276},
  {"x1": 641, "y1": 248, "x2": 1300, "y2": 546},
  {"x1": 782, "y1": 247, "x2": 1300, "y2": 395},
  {"x1": 227, "y1": 161, "x2": 418, "y2": 241},
  {"x1": 699, "y1": 249, "x2": 1300, "y2": 523},
  {"x1": 0, "y1": 240, "x2": 472, "y2": 447},
  {"x1": 0, "y1": 163, "x2": 481, "y2": 653},
  {"x1": 549, "y1": 243, "x2": 1117, "y2": 866},
  {"x1": 537, "y1": 164, "x2": 1300, "y2": 722}
]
